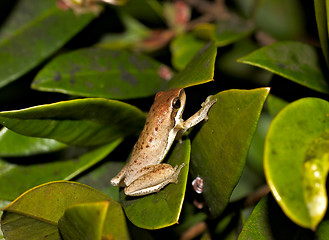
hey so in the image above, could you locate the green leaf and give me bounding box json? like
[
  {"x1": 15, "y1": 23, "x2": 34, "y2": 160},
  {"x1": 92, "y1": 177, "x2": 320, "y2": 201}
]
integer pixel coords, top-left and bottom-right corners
[
  {"x1": 214, "y1": 17, "x2": 254, "y2": 47},
  {"x1": 317, "y1": 219, "x2": 329, "y2": 239},
  {"x1": 59, "y1": 201, "x2": 130, "y2": 240},
  {"x1": 191, "y1": 88, "x2": 269, "y2": 217},
  {"x1": 266, "y1": 94, "x2": 289, "y2": 117},
  {"x1": 314, "y1": 0, "x2": 329, "y2": 66},
  {"x1": 0, "y1": 98, "x2": 146, "y2": 146},
  {"x1": 32, "y1": 48, "x2": 170, "y2": 99},
  {"x1": 78, "y1": 161, "x2": 125, "y2": 202},
  {"x1": 169, "y1": 41, "x2": 217, "y2": 89},
  {"x1": 0, "y1": 0, "x2": 95, "y2": 88},
  {"x1": 254, "y1": 0, "x2": 304, "y2": 40},
  {"x1": 0, "y1": 139, "x2": 121, "y2": 201},
  {"x1": 170, "y1": 34, "x2": 205, "y2": 71},
  {"x1": 192, "y1": 23, "x2": 216, "y2": 41},
  {"x1": 0, "y1": 128, "x2": 66, "y2": 157},
  {"x1": 216, "y1": 39, "x2": 272, "y2": 83},
  {"x1": 120, "y1": 0, "x2": 164, "y2": 23},
  {"x1": 264, "y1": 98, "x2": 329, "y2": 229},
  {"x1": 238, "y1": 195, "x2": 315, "y2": 240},
  {"x1": 121, "y1": 140, "x2": 191, "y2": 229},
  {"x1": 59, "y1": 201, "x2": 108, "y2": 240},
  {"x1": 1, "y1": 181, "x2": 126, "y2": 240},
  {"x1": 97, "y1": 13, "x2": 150, "y2": 50},
  {"x1": 238, "y1": 41, "x2": 329, "y2": 94}
]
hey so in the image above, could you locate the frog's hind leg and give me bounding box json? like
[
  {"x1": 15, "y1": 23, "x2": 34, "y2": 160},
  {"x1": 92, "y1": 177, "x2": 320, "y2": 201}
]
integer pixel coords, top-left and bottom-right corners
[{"x1": 124, "y1": 163, "x2": 186, "y2": 196}]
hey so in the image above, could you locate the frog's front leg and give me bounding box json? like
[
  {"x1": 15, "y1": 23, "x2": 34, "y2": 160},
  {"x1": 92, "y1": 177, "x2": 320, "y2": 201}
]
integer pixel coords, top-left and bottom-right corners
[
  {"x1": 176, "y1": 95, "x2": 217, "y2": 140},
  {"x1": 124, "y1": 163, "x2": 185, "y2": 196}
]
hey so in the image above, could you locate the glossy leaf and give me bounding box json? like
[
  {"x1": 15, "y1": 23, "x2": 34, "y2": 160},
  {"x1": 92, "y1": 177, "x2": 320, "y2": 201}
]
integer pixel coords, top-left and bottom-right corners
[
  {"x1": 1, "y1": 181, "x2": 126, "y2": 240},
  {"x1": 238, "y1": 195, "x2": 314, "y2": 240},
  {"x1": 314, "y1": 0, "x2": 329, "y2": 66},
  {"x1": 59, "y1": 201, "x2": 108, "y2": 240},
  {"x1": 238, "y1": 41, "x2": 329, "y2": 94},
  {"x1": 169, "y1": 41, "x2": 217, "y2": 89},
  {"x1": 214, "y1": 17, "x2": 254, "y2": 47},
  {"x1": 0, "y1": 139, "x2": 121, "y2": 201},
  {"x1": 191, "y1": 88, "x2": 270, "y2": 217},
  {"x1": 0, "y1": 128, "x2": 66, "y2": 157},
  {"x1": 32, "y1": 48, "x2": 170, "y2": 99},
  {"x1": 0, "y1": 98, "x2": 146, "y2": 146},
  {"x1": 59, "y1": 201, "x2": 130, "y2": 240},
  {"x1": 0, "y1": 0, "x2": 95, "y2": 88},
  {"x1": 170, "y1": 34, "x2": 205, "y2": 71},
  {"x1": 121, "y1": 140, "x2": 191, "y2": 229},
  {"x1": 264, "y1": 98, "x2": 329, "y2": 229}
]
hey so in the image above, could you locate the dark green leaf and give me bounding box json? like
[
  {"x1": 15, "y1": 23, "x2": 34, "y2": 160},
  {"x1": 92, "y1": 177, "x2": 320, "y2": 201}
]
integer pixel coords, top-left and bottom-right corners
[
  {"x1": 214, "y1": 17, "x2": 254, "y2": 47},
  {"x1": 169, "y1": 41, "x2": 217, "y2": 89},
  {"x1": 121, "y1": 140, "x2": 191, "y2": 229},
  {"x1": 317, "y1": 219, "x2": 329, "y2": 239},
  {"x1": 314, "y1": 0, "x2": 329, "y2": 66},
  {"x1": 0, "y1": 98, "x2": 146, "y2": 146},
  {"x1": 0, "y1": 140, "x2": 121, "y2": 201},
  {"x1": 97, "y1": 13, "x2": 150, "y2": 50},
  {"x1": 238, "y1": 195, "x2": 314, "y2": 240},
  {"x1": 266, "y1": 94, "x2": 289, "y2": 117},
  {"x1": 238, "y1": 41, "x2": 329, "y2": 94},
  {"x1": 120, "y1": 0, "x2": 164, "y2": 23},
  {"x1": 78, "y1": 161, "x2": 125, "y2": 202},
  {"x1": 217, "y1": 39, "x2": 272, "y2": 83},
  {"x1": 0, "y1": 128, "x2": 66, "y2": 157},
  {"x1": 264, "y1": 98, "x2": 329, "y2": 229},
  {"x1": 191, "y1": 88, "x2": 269, "y2": 217},
  {"x1": 170, "y1": 34, "x2": 205, "y2": 71},
  {"x1": 254, "y1": 0, "x2": 304, "y2": 40},
  {"x1": 0, "y1": 0, "x2": 95, "y2": 88},
  {"x1": 32, "y1": 48, "x2": 170, "y2": 99}
]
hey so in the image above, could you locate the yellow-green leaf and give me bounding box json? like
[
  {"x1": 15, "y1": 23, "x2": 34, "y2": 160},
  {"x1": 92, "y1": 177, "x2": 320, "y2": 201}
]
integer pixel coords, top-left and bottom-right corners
[
  {"x1": 1, "y1": 181, "x2": 126, "y2": 240},
  {"x1": 264, "y1": 98, "x2": 329, "y2": 229}
]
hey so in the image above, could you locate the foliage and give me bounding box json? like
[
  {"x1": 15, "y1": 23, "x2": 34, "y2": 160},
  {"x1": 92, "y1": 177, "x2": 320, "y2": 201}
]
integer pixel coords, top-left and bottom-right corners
[{"x1": 0, "y1": 0, "x2": 328, "y2": 239}]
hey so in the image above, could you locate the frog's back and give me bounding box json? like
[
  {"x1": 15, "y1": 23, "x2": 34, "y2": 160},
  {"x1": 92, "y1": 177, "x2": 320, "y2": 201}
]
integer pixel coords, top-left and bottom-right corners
[{"x1": 124, "y1": 89, "x2": 182, "y2": 184}]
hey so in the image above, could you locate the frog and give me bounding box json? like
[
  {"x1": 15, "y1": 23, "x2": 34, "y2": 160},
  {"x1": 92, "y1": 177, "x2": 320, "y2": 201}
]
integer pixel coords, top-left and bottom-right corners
[{"x1": 111, "y1": 88, "x2": 217, "y2": 196}]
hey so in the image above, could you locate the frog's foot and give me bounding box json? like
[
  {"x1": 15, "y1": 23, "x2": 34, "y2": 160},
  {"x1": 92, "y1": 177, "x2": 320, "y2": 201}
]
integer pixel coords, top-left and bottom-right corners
[
  {"x1": 110, "y1": 164, "x2": 128, "y2": 187},
  {"x1": 181, "y1": 96, "x2": 217, "y2": 131},
  {"x1": 171, "y1": 163, "x2": 186, "y2": 184},
  {"x1": 201, "y1": 96, "x2": 217, "y2": 121},
  {"x1": 124, "y1": 163, "x2": 186, "y2": 196}
]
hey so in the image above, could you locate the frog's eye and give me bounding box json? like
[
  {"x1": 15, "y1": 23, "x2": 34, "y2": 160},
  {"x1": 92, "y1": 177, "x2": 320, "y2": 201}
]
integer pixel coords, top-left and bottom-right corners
[{"x1": 172, "y1": 97, "x2": 181, "y2": 109}]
